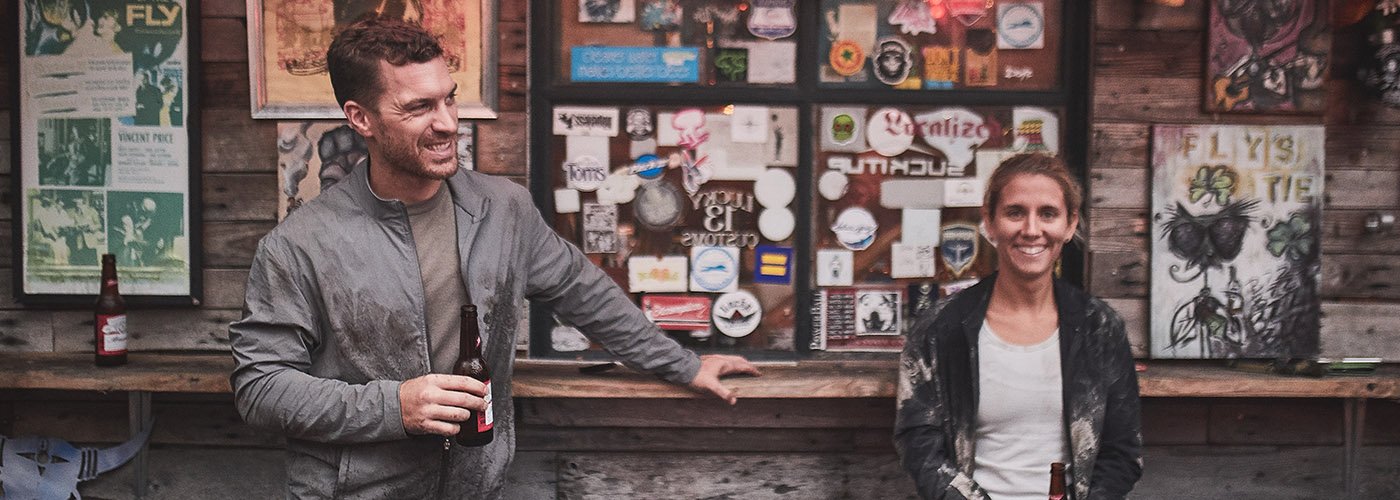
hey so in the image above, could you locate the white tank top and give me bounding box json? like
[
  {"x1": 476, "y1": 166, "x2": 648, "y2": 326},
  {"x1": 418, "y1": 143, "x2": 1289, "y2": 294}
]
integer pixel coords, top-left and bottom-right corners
[{"x1": 972, "y1": 321, "x2": 1068, "y2": 500}]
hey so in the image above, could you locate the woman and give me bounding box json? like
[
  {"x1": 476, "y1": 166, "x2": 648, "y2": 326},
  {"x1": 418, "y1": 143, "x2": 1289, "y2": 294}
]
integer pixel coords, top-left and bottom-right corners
[{"x1": 895, "y1": 154, "x2": 1142, "y2": 500}]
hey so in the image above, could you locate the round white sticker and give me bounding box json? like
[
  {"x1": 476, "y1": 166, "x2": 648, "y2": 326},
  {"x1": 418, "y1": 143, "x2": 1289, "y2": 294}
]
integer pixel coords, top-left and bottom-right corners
[
  {"x1": 831, "y1": 207, "x2": 879, "y2": 251},
  {"x1": 865, "y1": 107, "x2": 916, "y2": 157},
  {"x1": 818, "y1": 171, "x2": 849, "y2": 201},
  {"x1": 754, "y1": 169, "x2": 796, "y2": 208},
  {"x1": 758, "y1": 208, "x2": 795, "y2": 241},
  {"x1": 564, "y1": 155, "x2": 607, "y2": 192},
  {"x1": 712, "y1": 291, "x2": 762, "y2": 338}
]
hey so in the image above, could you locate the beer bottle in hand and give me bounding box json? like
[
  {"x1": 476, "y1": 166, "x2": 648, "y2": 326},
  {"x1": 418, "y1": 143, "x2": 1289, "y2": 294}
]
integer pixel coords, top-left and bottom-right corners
[
  {"x1": 1048, "y1": 462, "x2": 1066, "y2": 500},
  {"x1": 454, "y1": 305, "x2": 493, "y2": 446},
  {"x1": 95, "y1": 254, "x2": 128, "y2": 366}
]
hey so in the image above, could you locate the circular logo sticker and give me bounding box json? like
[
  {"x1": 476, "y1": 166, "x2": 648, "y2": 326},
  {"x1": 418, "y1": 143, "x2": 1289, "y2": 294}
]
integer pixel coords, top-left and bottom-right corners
[
  {"x1": 872, "y1": 37, "x2": 913, "y2": 86},
  {"x1": 632, "y1": 154, "x2": 667, "y2": 180},
  {"x1": 712, "y1": 291, "x2": 762, "y2": 338},
  {"x1": 633, "y1": 181, "x2": 684, "y2": 231},
  {"x1": 866, "y1": 107, "x2": 916, "y2": 157},
  {"x1": 818, "y1": 171, "x2": 849, "y2": 201},
  {"x1": 831, "y1": 114, "x2": 857, "y2": 144},
  {"x1": 563, "y1": 155, "x2": 607, "y2": 192},
  {"x1": 831, "y1": 207, "x2": 878, "y2": 251},
  {"x1": 829, "y1": 39, "x2": 866, "y2": 76},
  {"x1": 691, "y1": 247, "x2": 738, "y2": 292},
  {"x1": 998, "y1": 3, "x2": 1045, "y2": 49},
  {"x1": 625, "y1": 108, "x2": 654, "y2": 141}
]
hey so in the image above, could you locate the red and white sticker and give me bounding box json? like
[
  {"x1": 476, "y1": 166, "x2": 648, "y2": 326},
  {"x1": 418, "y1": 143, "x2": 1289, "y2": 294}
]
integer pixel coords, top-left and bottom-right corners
[{"x1": 642, "y1": 295, "x2": 712, "y2": 331}]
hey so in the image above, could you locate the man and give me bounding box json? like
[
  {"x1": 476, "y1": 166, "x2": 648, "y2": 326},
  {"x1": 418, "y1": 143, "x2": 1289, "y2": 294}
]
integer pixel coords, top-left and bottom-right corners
[{"x1": 229, "y1": 17, "x2": 759, "y2": 499}]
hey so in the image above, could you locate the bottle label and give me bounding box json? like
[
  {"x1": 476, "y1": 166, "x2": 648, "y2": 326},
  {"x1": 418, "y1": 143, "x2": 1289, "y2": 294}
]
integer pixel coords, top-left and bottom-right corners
[
  {"x1": 97, "y1": 314, "x2": 128, "y2": 354},
  {"x1": 478, "y1": 381, "x2": 494, "y2": 432}
]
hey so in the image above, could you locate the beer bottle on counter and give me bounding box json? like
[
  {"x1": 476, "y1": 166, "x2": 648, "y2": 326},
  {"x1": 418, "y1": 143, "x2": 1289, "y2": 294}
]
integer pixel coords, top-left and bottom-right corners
[
  {"x1": 454, "y1": 305, "x2": 493, "y2": 447},
  {"x1": 1048, "y1": 462, "x2": 1066, "y2": 500},
  {"x1": 95, "y1": 254, "x2": 128, "y2": 366}
]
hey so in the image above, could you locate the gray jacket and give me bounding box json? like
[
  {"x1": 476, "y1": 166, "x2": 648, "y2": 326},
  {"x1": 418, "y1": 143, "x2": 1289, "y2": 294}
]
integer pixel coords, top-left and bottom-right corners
[{"x1": 229, "y1": 163, "x2": 700, "y2": 499}]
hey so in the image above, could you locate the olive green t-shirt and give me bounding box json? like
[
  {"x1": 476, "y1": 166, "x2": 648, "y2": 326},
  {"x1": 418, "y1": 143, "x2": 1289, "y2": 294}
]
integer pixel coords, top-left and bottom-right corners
[{"x1": 405, "y1": 184, "x2": 469, "y2": 373}]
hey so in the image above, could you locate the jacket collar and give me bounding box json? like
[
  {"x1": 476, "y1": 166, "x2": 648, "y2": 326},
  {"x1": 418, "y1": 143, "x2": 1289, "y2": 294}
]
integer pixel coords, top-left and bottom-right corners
[
  {"x1": 343, "y1": 158, "x2": 487, "y2": 222},
  {"x1": 949, "y1": 273, "x2": 1089, "y2": 363}
]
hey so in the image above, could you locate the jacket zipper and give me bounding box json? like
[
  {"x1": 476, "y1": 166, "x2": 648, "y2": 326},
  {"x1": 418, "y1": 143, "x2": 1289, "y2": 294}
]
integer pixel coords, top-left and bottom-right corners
[{"x1": 437, "y1": 437, "x2": 451, "y2": 498}]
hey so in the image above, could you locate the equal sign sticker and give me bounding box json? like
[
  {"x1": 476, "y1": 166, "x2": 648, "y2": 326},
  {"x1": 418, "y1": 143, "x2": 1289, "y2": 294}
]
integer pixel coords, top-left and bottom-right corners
[{"x1": 754, "y1": 245, "x2": 794, "y2": 284}]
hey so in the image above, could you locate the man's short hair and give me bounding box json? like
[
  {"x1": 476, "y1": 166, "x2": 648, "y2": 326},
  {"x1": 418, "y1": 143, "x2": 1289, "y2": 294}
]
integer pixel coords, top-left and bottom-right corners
[{"x1": 326, "y1": 16, "x2": 444, "y2": 110}]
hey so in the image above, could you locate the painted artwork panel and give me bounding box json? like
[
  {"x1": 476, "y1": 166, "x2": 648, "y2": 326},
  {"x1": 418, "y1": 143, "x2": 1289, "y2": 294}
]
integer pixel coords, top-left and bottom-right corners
[
  {"x1": 1204, "y1": 0, "x2": 1329, "y2": 113},
  {"x1": 1150, "y1": 125, "x2": 1323, "y2": 359}
]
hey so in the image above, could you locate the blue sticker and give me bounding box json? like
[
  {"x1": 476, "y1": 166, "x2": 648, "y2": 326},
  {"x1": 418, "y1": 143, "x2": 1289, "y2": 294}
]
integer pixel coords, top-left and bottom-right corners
[
  {"x1": 940, "y1": 224, "x2": 979, "y2": 278},
  {"x1": 571, "y1": 47, "x2": 701, "y2": 83},
  {"x1": 753, "y1": 245, "x2": 794, "y2": 284},
  {"x1": 632, "y1": 154, "x2": 667, "y2": 179}
]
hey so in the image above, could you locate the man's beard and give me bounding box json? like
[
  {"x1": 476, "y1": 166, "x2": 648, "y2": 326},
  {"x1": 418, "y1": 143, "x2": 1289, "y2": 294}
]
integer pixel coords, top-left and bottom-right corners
[{"x1": 379, "y1": 130, "x2": 458, "y2": 181}]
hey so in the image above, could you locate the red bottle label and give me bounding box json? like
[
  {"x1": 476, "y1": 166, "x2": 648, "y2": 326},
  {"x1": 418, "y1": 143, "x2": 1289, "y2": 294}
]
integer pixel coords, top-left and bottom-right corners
[
  {"x1": 96, "y1": 314, "x2": 128, "y2": 355},
  {"x1": 478, "y1": 380, "x2": 494, "y2": 432}
]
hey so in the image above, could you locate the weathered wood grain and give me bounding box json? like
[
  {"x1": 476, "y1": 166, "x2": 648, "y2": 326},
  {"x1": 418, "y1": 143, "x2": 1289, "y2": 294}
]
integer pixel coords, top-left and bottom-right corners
[
  {"x1": 1327, "y1": 126, "x2": 1400, "y2": 169},
  {"x1": 202, "y1": 268, "x2": 250, "y2": 309},
  {"x1": 1108, "y1": 298, "x2": 1400, "y2": 362},
  {"x1": 1093, "y1": 76, "x2": 1328, "y2": 124},
  {"x1": 202, "y1": 0, "x2": 248, "y2": 18},
  {"x1": 0, "y1": 310, "x2": 54, "y2": 352},
  {"x1": 201, "y1": 18, "x2": 249, "y2": 63},
  {"x1": 204, "y1": 220, "x2": 275, "y2": 268},
  {"x1": 200, "y1": 109, "x2": 277, "y2": 173},
  {"x1": 1090, "y1": 122, "x2": 1150, "y2": 170},
  {"x1": 0, "y1": 174, "x2": 11, "y2": 220},
  {"x1": 1094, "y1": 30, "x2": 1202, "y2": 79},
  {"x1": 499, "y1": 0, "x2": 526, "y2": 22},
  {"x1": 513, "y1": 360, "x2": 899, "y2": 399},
  {"x1": 11, "y1": 398, "x2": 282, "y2": 447},
  {"x1": 554, "y1": 452, "x2": 919, "y2": 500},
  {"x1": 498, "y1": 64, "x2": 527, "y2": 113},
  {"x1": 476, "y1": 112, "x2": 528, "y2": 175},
  {"x1": 52, "y1": 309, "x2": 240, "y2": 352},
  {"x1": 1095, "y1": 0, "x2": 1205, "y2": 31},
  {"x1": 204, "y1": 173, "x2": 277, "y2": 221},
  {"x1": 1328, "y1": 82, "x2": 1400, "y2": 126},
  {"x1": 81, "y1": 447, "x2": 284, "y2": 500},
  {"x1": 1367, "y1": 400, "x2": 1400, "y2": 446},
  {"x1": 499, "y1": 20, "x2": 527, "y2": 67},
  {"x1": 1134, "y1": 445, "x2": 1400, "y2": 499},
  {"x1": 0, "y1": 352, "x2": 233, "y2": 392},
  {"x1": 518, "y1": 426, "x2": 894, "y2": 453},
  {"x1": 1104, "y1": 297, "x2": 1150, "y2": 358},
  {"x1": 201, "y1": 62, "x2": 251, "y2": 110},
  {"x1": 1141, "y1": 398, "x2": 1210, "y2": 445},
  {"x1": 1210, "y1": 399, "x2": 1342, "y2": 446},
  {"x1": 519, "y1": 398, "x2": 894, "y2": 429}
]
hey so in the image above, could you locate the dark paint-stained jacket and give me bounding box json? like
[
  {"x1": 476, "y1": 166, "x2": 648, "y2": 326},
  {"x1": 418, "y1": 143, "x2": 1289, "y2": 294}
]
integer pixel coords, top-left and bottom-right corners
[
  {"x1": 229, "y1": 162, "x2": 699, "y2": 499},
  {"x1": 895, "y1": 275, "x2": 1143, "y2": 500}
]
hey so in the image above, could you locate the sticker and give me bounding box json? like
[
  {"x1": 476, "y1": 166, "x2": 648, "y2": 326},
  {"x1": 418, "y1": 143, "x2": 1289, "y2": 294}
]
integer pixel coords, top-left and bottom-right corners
[
  {"x1": 628, "y1": 154, "x2": 668, "y2": 179},
  {"x1": 554, "y1": 106, "x2": 620, "y2": 136},
  {"x1": 754, "y1": 245, "x2": 794, "y2": 284},
  {"x1": 564, "y1": 155, "x2": 608, "y2": 192},
  {"x1": 866, "y1": 108, "x2": 916, "y2": 157},
  {"x1": 880, "y1": 179, "x2": 945, "y2": 209},
  {"x1": 633, "y1": 181, "x2": 685, "y2": 231},
  {"x1": 818, "y1": 288, "x2": 857, "y2": 341},
  {"x1": 819, "y1": 171, "x2": 850, "y2": 201},
  {"x1": 567, "y1": 135, "x2": 611, "y2": 168},
  {"x1": 639, "y1": 0, "x2": 683, "y2": 31},
  {"x1": 914, "y1": 107, "x2": 996, "y2": 169},
  {"x1": 940, "y1": 223, "x2": 979, "y2": 277},
  {"x1": 554, "y1": 188, "x2": 581, "y2": 214},
  {"x1": 597, "y1": 168, "x2": 642, "y2": 205},
  {"x1": 903, "y1": 208, "x2": 942, "y2": 245},
  {"x1": 689, "y1": 246, "x2": 740, "y2": 292},
  {"x1": 571, "y1": 46, "x2": 700, "y2": 83},
  {"x1": 941, "y1": 278, "x2": 980, "y2": 297},
  {"x1": 629, "y1": 255, "x2": 689, "y2": 292},
  {"x1": 947, "y1": 0, "x2": 990, "y2": 26},
  {"x1": 834, "y1": 4, "x2": 880, "y2": 52},
  {"x1": 672, "y1": 108, "x2": 709, "y2": 149},
  {"x1": 758, "y1": 208, "x2": 795, "y2": 241},
  {"x1": 583, "y1": 230, "x2": 619, "y2": 254},
  {"x1": 730, "y1": 106, "x2": 770, "y2": 144},
  {"x1": 697, "y1": 114, "x2": 766, "y2": 182},
  {"x1": 1013, "y1": 107, "x2": 1059, "y2": 154},
  {"x1": 891, "y1": 243, "x2": 937, "y2": 279},
  {"x1": 743, "y1": 40, "x2": 797, "y2": 84},
  {"x1": 1005, "y1": 66, "x2": 1034, "y2": 81},
  {"x1": 625, "y1": 108, "x2": 654, "y2": 141},
  {"x1": 997, "y1": 2, "x2": 1045, "y2": 50},
  {"x1": 712, "y1": 291, "x2": 762, "y2": 338},
  {"x1": 817, "y1": 249, "x2": 855, "y2": 286},
  {"x1": 678, "y1": 150, "x2": 712, "y2": 195},
  {"x1": 908, "y1": 282, "x2": 939, "y2": 318},
  {"x1": 856, "y1": 289, "x2": 902, "y2": 335},
  {"x1": 580, "y1": 0, "x2": 636, "y2": 22},
  {"x1": 656, "y1": 112, "x2": 680, "y2": 146},
  {"x1": 754, "y1": 169, "x2": 796, "y2": 208},
  {"x1": 872, "y1": 37, "x2": 914, "y2": 86},
  {"x1": 821, "y1": 106, "x2": 867, "y2": 152},
  {"x1": 642, "y1": 295, "x2": 712, "y2": 331},
  {"x1": 761, "y1": 108, "x2": 797, "y2": 167},
  {"x1": 943, "y1": 179, "x2": 983, "y2": 207},
  {"x1": 922, "y1": 46, "x2": 960, "y2": 89},
  {"x1": 552, "y1": 324, "x2": 591, "y2": 352},
  {"x1": 829, "y1": 40, "x2": 866, "y2": 76},
  {"x1": 748, "y1": 0, "x2": 797, "y2": 40},
  {"x1": 715, "y1": 48, "x2": 748, "y2": 83},
  {"x1": 964, "y1": 30, "x2": 998, "y2": 87},
  {"x1": 831, "y1": 207, "x2": 878, "y2": 251},
  {"x1": 888, "y1": 0, "x2": 938, "y2": 36}
]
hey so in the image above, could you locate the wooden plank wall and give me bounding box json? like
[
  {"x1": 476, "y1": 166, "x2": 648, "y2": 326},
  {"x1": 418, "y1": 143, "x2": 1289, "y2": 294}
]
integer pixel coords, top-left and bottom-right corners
[{"x1": 1090, "y1": 0, "x2": 1400, "y2": 360}]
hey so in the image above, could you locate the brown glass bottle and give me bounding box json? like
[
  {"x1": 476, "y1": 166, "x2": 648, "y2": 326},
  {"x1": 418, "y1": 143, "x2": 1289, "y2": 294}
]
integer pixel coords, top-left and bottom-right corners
[
  {"x1": 454, "y1": 305, "x2": 493, "y2": 447},
  {"x1": 1048, "y1": 462, "x2": 1066, "y2": 500},
  {"x1": 95, "y1": 254, "x2": 128, "y2": 366}
]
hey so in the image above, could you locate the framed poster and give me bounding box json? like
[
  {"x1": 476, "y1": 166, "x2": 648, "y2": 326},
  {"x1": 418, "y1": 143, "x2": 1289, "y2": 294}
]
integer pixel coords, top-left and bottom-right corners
[
  {"x1": 14, "y1": 0, "x2": 201, "y2": 305},
  {"x1": 247, "y1": 0, "x2": 498, "y2": 119},
  {"x1": 1204, "y1": 0, "x2": 1329, "y2": 113},
  {"x1": 1150, "y1": 125, "x2": 1323, "y2": 359}
]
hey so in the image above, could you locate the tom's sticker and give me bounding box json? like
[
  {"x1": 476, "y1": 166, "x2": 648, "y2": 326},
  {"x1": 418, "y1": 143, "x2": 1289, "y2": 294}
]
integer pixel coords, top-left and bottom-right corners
[
  {"x1": 564, "y1": 155, "x2": 607, "y2": 192},
  {"x1": 940, "y1": 223, "x2": 979, "y2": 277}
]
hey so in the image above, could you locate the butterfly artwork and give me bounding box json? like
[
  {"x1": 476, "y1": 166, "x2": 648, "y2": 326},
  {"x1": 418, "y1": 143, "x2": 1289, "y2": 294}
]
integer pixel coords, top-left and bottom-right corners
[{"x1": 1150, "y1": 125, "x2": 1323, "y2": 359}]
